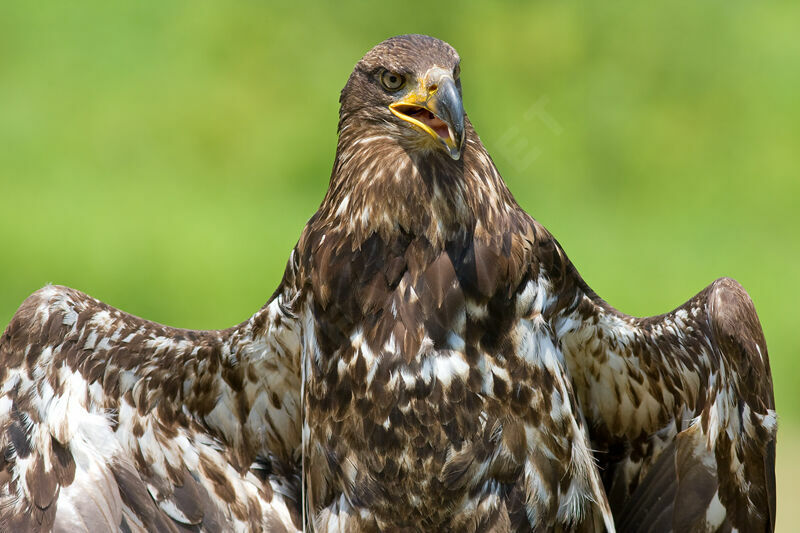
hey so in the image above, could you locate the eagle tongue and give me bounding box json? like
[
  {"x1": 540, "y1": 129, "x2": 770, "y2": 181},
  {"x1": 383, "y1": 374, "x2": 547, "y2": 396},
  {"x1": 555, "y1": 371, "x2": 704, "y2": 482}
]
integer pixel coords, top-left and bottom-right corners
[
  {"x1": 419, "y1": 110, "x2": 450, "y2": 140},
  {"x1": 397, "y1": 105, "x2": 452, "y2": 141}
]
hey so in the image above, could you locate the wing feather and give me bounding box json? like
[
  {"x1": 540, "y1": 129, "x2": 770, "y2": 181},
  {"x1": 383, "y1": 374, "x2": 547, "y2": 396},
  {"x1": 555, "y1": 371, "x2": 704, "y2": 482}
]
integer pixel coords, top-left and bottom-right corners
[
  {"x1": 558, "y1": 268, "x2": 776, "y2": 532},
  {"x1": 0, "y1": 275, "x2": 305, "y2": 532}
]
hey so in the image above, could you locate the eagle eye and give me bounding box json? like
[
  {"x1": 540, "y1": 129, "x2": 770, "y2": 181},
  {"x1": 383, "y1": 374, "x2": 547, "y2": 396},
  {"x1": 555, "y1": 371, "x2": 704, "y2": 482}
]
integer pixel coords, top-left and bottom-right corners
[{"x1": 380, "y1": 70, "x2": 405, "y2": 91}]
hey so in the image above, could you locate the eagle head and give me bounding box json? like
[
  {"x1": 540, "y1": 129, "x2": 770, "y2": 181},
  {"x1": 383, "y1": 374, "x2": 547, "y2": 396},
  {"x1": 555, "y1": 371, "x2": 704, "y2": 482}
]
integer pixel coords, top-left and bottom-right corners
[{"x1": 339, "y1": 34, "x2": 465, "y2": 160}]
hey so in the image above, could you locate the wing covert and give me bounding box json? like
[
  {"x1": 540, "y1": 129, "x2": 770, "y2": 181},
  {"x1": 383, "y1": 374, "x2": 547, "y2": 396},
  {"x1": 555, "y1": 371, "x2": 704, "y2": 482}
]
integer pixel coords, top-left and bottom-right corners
[
  {"x1": 0, "y1": 263, "x2": 305, "y2": 532},
  {"x1": 557, "y1": 268, "x2": 776, "y2": 532}
]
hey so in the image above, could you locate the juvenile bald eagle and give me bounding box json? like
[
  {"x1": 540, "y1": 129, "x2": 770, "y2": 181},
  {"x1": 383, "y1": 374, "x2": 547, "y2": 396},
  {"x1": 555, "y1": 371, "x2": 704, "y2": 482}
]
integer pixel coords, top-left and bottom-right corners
[{"x1": 1, "y1": 35, "x2": 775, "y2": 532}]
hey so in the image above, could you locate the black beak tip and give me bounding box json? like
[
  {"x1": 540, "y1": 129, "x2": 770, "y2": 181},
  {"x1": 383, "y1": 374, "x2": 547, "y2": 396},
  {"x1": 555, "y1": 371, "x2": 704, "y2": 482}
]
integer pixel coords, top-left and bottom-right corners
[
  {"x1": 435, "y1": 77, "x2": 465, "y2": 160},
  {"x1": 446, "y1": 133, "x2": 464, "y2": 160}
]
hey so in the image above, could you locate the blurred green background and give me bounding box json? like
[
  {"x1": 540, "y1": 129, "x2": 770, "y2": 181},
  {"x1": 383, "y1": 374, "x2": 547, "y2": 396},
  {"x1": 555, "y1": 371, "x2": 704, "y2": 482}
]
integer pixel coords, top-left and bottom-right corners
[{"x1": 1, "y1": 1, "x2": 797, "y2": 528}]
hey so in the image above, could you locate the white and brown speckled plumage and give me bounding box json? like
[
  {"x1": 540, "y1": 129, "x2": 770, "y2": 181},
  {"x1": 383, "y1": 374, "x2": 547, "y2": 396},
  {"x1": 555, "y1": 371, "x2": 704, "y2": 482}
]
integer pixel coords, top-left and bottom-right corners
[
  {"x1": 1, "y1": 34, "x2": 775, "y2": 532},
  {"x1": 0, "y1": 264, "x2": 305, "y2": 531}
]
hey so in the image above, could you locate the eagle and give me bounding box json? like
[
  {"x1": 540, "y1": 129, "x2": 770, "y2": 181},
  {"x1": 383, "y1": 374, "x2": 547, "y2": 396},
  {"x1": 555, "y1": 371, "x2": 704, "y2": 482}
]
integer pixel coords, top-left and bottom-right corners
[{"x1": 0, "y1": 34, "x2": 775, "y2": 532}]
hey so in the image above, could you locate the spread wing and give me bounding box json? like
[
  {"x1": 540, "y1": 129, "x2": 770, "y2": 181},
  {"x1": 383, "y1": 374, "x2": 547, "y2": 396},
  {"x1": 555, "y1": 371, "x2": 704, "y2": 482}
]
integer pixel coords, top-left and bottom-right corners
[
  {"x1": 0, "y1": 270, "x2": 304, "y2": 531},
  {"x1": 557, "y1": 265, "x2": 776, "y2": 532}
]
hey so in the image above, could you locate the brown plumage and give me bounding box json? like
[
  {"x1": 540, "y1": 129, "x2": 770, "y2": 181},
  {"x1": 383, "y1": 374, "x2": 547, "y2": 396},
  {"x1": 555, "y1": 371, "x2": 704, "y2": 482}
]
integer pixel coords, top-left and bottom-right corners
[{"x1": 1, "y1": 34, "x2": 775, "y2": 532}]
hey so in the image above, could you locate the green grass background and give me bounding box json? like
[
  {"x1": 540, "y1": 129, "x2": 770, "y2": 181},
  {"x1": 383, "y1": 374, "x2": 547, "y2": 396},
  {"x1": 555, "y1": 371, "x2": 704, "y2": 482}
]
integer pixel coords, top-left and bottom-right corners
[{"x1": 1, "y1": 1, "x2": 797, "y2": 527}]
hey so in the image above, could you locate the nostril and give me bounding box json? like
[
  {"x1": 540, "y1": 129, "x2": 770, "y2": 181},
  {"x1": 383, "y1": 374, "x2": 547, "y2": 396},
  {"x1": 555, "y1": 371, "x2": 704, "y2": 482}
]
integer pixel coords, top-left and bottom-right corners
[{"x1": 428, "y1": 83, "x2": 438, "y2": 93}]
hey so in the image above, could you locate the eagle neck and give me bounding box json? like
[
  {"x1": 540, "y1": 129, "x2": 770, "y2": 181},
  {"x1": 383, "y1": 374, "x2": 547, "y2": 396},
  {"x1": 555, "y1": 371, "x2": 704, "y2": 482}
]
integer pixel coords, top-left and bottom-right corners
[{"x1": 317, "y1": 118, "x2": 516, "y2": 250}]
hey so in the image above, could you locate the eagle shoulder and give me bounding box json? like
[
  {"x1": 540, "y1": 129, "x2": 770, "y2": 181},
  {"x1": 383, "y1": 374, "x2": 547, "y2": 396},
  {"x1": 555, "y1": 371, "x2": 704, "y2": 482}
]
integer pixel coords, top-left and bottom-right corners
[{"x1": 300, "y1": 211, "x2": 616, "y2": 531}]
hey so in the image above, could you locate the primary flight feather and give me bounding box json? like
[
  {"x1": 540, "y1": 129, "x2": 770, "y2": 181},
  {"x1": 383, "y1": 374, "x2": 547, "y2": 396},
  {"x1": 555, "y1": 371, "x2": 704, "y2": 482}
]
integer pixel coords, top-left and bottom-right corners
[{"x1": 0, "y1": 34, "x2": 775, "y2": 532}]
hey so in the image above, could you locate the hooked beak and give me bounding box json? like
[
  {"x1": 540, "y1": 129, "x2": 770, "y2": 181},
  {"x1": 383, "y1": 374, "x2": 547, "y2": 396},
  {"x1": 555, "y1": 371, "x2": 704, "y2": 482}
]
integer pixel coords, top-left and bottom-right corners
[{"x1": 389, "y1": 68, "x2": 465, "y2": 160}]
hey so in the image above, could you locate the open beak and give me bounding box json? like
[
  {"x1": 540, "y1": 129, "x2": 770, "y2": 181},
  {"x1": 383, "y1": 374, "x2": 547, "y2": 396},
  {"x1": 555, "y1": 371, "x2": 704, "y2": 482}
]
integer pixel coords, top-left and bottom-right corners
[{"x1": 389, "y1": 68, "x2": 465, "y2": 160}]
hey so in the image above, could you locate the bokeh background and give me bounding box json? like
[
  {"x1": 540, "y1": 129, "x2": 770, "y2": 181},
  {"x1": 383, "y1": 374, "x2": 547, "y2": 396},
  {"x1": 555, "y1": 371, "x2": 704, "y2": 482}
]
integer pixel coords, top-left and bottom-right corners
[{"x1": 1, "y1": 1, "x2": 797, "y2": 528}]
